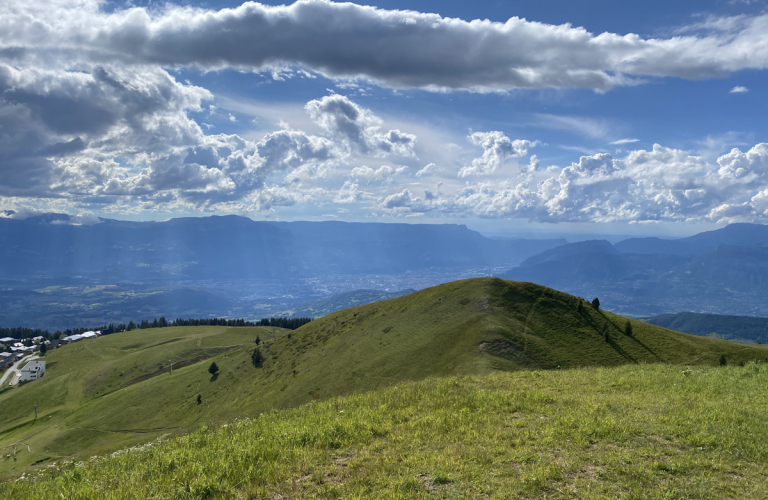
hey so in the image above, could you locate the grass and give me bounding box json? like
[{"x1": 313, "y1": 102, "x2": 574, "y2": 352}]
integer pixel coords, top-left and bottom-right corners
[
  {"x1": 0, "y1": 277, "x2": 765, "y2": 479},
  {"x1": 0, "y1": 325, "x2": 288, "y2": 474},
  {"x1": 3, "y1": 363, "x2": 768, "y2": 498}
]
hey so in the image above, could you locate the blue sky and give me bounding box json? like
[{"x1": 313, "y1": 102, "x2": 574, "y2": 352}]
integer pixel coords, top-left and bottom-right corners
[{"x1": 1, "y1": 0, "x2": 768, "y2": 238}]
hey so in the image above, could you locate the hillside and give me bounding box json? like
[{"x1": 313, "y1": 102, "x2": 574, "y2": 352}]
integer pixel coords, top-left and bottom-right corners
[
  {"x1": 0, "y1": 278, "x2": 765, "y2": 474},
  {"x1": 4, "y1": 363, "x2": 768, "y2": 498},
  {"x1": 646, "y1": 311, "x2": 768, "y2": 343}
]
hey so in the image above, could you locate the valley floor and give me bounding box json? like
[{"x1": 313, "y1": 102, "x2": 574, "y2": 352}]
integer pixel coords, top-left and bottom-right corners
[{"x1": 3, "y1": 363, "x2": 767, "y2": 499}]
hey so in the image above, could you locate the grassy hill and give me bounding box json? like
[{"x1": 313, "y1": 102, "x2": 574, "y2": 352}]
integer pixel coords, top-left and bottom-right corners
[
  {"x1": 3, "y1": 363, "x2": 768, "y2": 498},
  {"x1": 645, "y1": 311, "x2": 768, "y2": 343},
  {"x1": 0, "y1": 277, "x2": 765, "y2": 476}
]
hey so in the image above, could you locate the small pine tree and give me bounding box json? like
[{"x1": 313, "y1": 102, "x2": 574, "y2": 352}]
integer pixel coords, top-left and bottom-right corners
[
  {"x1": 719, "y1": 354, "x2": 727, "y2": 366},
  {"x1": 196, "y1": 394, "x2": 202, "y2": 405},
  {"x1": 39, "y1": 342, "x2": 47, "y2": 356},
  {"x1": 604, "y1": 327, "x2": 609, "y2": 342},
  {"x1": 255, "y1": 335, "x2": 261, "y2": 345},
  {"x1": 251, "y1": 348, "x2": 264, "y2": 368},
  {"x1": 591, "y1": 297, "x2": 600, "y2": 310},
  {"x1": 577, "y1": 301, "x2": 583, "y2": 313},
  {"x1": 208, "y1": 362, "x2": 219, "y2": 375},
  {"x1": 624, "y1": 321, "x2": 633, "y2": 336}
]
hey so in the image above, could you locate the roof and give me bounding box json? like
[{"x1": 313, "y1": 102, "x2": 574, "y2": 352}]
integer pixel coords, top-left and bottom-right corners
[
  {"x1": 81, "y1": 332, "x2": 98, "y2": 338},
  {"x1": 66, "y1": 334, "x2": 83, "y2": 341},
  {"x1": 21, "y1": 360, "x2": 45, "y2": 372},
  {"x1": 0, "y1": 337, "x2": 14, "y2": 343}
]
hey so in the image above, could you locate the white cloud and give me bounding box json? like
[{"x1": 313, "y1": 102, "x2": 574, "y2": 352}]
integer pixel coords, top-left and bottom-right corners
[
  {"x1": 415, "y1": 163, "x2": 440, "y2": 177},
  {"x1": 459, "y1": 132, "x2": 537, "y2": 177},
  {"x1": 4, "y1": 1, "x2": 768, "y2": 92},
  {"x1": 305, "y1": 95, "x2": 416, "y2": 157},
  {"x1": 610, "y1": 138, "x2": 640, "y2": 145},
  {"x1": 730, "y1": 85, "x2": 750, "y2": 93}
]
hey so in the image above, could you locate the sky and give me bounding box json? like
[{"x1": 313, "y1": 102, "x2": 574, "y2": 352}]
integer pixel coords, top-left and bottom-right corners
[{"x1": 1, "y1": 0, "x2": 768, "y2": 238}]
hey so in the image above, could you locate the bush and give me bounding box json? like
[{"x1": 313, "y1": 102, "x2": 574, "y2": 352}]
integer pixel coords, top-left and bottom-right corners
[
  {"x1": 719, "y1": 355, "x2": 727, "y2": 366},
  {"x1": 591, "y1": 298, "x2": 600, "y2": 310},
  {"x1": 196, "y1": 394, "x2": 202, "y2": 405},
  {"x1": 255, "y1": 335, "x2": 261, "y2": 345},
  {"x1": 624, "y1": 321, "x2": 633, "y2": 336},
  {"x1": 208, "y1": 362, "x2": 219, "y2": 375},
  {"x1": 577, "y1": 301, "x2": 583, "y2": 313}
]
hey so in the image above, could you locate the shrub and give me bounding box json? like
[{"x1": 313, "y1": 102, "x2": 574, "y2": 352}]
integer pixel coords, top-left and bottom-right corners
[
  {"x1": 255, "y1": 335, "x2": 261, "y2": 345},
  {"x1": 624, "y1": 321, "x2": 633, "y2": 336},
  {"x1": 208, "y1": 362, "x2": 219, "y2": 375},
  {"x1": 719, "y1": 355, "x2": 727, "y2": 366},
  {"x1": 577, "y1": 301, "x2": 583, "y2": 313},
  {"x1": 592, "y1": 298, "x2": 600, "y2": 310},
  {"x1": 196, "y1": 394, "x2": 202, "y2": 405}
]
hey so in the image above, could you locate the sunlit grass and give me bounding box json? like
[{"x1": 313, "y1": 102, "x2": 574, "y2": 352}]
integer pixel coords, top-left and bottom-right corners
[{"x1": 4, "y1": 362, "x2": 767, "y2": 499}]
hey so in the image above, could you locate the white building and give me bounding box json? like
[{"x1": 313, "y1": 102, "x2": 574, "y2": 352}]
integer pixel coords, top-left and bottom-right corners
[
  {"x1": 61, "y1": 334, "x2": 83, "y2": 344},
  {"x1": 81, "y1": 331, "x2": 98, "y2": 339},
  {"x1": 0, "y1": 337, "x2": 14, "y2": 345},
  {"x1": 20, "y1": 360, "x2": 46, "y2": 382}
]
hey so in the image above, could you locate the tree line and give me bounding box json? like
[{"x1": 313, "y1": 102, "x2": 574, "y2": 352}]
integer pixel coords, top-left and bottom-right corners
[{"x1": 0, "y1": 316, "x2": 313, "y2": 341}]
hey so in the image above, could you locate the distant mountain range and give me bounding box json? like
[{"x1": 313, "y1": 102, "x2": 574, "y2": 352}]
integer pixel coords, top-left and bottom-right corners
[
  {"x1": 502, "y1": 222, "x2": 768, "y2": 317},
  {"x1": 0, "y1": 214, "x2": 565, "y2": 281},
  {"x1": 6, "y1": 214, "x2": 768, "y2": 323},
  {"x1": 644, "y1": 312, "x2": 768, "y2": 344}
]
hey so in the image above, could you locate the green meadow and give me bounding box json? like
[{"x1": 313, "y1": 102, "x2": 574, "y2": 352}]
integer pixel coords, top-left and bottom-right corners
[
  {"x1": 0, "y1": 278, "x2": 766, "y2": 496},
  {"x1": 3, "y1": 363, "x2": 768, "y2": 499}
]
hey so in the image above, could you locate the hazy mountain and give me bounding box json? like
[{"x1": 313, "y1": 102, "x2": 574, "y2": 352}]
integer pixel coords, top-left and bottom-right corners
[
  {"x1": 615, "y1": 223, "x2": 768, "y2": 256},
  {"x1": 645, "y1": 311, "x2": 768, "y2": 344},
  {"x1": 0, "y1": 214, "x2": 565, "y2": 281},
  {"x1": 501, "y1": 224, "x2": 768, "y2": 316}
]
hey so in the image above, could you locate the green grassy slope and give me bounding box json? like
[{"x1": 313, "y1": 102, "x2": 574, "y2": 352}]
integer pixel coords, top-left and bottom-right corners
[
  {"x1": 1, "y1": 277, "x2": 765, "y2": 476},
  {"x1": 4, "y1": 363, "x2": 768, "y2": 499}
]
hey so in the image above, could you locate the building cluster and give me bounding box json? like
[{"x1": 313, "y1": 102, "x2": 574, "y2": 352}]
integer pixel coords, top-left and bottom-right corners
[{"x1": 0, "y1": 331, "x2": 101, "y2": 372}]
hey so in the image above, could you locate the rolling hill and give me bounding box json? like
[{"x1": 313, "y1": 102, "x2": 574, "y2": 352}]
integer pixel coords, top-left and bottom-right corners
[{"x1": 0, "y1": 278, "x2": 765, "y2": 475}]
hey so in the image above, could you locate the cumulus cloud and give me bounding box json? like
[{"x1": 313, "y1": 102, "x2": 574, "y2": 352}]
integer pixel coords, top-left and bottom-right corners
[
  {"x1": 459, "y1": 132, "x2": 537, "y2": 177},
  {"x1": 378, "y1": 142, "x2": 768, "y2": 223},
  {"x1": 305, "y1": 95, "x2": 416, "y2": 157},
  {"x1": 415, "y1": 163, "x2": 440, "y2": 177},
  {"x1": 349, "y1": 165, "x2": 407, "y2": 183},
  {"x1": 730, "y1": 85, "x2": 750, "y2": 93},
  {"x1": 3, "y1": 1, "x2": 768, "y2": 92}
]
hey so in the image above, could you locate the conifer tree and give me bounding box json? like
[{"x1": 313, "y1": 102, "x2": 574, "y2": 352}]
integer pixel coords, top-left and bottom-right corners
[
  {"x1": 251, "y1": 348, "x2": 264, "y2": 368},
  {"x1": 625, "y1": 321, "x2": 633, "y2": 336},
  {"x1": 208, "y1": 362, "x2": 219, "y2": 375}
]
